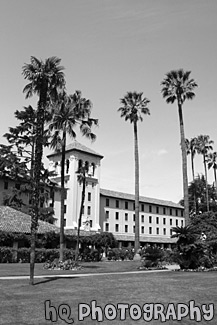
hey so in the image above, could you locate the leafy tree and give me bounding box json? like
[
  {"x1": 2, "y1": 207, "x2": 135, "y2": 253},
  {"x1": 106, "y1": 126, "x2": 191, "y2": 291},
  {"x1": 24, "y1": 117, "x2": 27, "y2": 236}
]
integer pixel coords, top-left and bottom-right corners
[
  {"x1": 118, "y1": 91, "x2": 150, "y2": 255},
  {"x1": 49, "y1": 90, "x2": 97, "y2": 261},
  {"x1": 196, "y1": 135, "x2": 214, "y2": 212},
  {"x1": 161, "y1": 69, "x2": 198, "y2": 224},
  {"x1": 22, "y1": 56, "x2": 65, "y2": 285}
]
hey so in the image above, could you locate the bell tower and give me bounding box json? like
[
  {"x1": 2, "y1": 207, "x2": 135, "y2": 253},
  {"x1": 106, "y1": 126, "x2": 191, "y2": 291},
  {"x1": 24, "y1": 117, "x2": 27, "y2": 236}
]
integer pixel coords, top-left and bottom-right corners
[{"x1": 47, "y1": 141, "x2": 103, "y2": 231}]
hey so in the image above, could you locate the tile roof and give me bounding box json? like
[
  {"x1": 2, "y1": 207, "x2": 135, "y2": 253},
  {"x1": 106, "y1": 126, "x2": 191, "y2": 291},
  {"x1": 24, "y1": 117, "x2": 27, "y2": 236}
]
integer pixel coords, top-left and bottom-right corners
[
  {"x1": 0, "y1": 206, "x2": 59, "y2": 234},
  {"x1": 114, "y1": 234, "x2": 177, "y2": 244},
  {"x1": 47, "y1": 140, "x2": 104, "y2": 158},
  {"x1": 100, "y1": 189, "x2": 183, "y2": 209}
]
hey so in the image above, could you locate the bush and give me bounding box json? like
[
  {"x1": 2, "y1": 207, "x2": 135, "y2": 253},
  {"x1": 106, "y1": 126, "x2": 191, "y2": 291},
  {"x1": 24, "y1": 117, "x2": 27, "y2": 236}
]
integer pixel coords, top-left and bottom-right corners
[
  {"x1": 0, "y1": 247, "x2": 13, "y2": 263},
  {"x1": 141, "y1": 246, "x2": 164, "y2": 267},
  {"x1": 107, "y1": 248, "x2": 134, "y2": 261}
]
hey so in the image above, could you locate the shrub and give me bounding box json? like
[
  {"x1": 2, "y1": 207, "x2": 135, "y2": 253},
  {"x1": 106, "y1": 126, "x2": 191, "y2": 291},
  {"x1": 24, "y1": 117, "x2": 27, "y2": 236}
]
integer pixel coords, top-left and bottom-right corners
[{"x1": 141, "y1": 246, "x2": 164, "y2": 267}]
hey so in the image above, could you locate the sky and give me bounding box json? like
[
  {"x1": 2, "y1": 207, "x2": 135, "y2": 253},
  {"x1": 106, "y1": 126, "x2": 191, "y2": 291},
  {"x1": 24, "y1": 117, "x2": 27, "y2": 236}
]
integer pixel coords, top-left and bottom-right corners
[{"x1": 1, "y1": 0, "x2": 217, "y2": 203}]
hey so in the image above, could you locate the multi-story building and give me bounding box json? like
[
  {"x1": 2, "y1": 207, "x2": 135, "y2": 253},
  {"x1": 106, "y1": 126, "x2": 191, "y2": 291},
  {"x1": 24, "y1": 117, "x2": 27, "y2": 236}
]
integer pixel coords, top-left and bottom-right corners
[{"x1": 48, "y1": 141, "x2": 185, "y2": 248}]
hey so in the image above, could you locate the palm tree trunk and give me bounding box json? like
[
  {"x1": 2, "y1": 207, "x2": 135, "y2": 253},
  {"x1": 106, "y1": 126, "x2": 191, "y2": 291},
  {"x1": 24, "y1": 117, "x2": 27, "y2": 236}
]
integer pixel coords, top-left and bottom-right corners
[
  {"x1": 191, "y1": 154, "x2": 197, "y2": 214},
  {"x1": 178, "y1": 102, "x2": 189, "y2": 225},
  {"x1": 60, "y1": 131, "x2": 66, "y2": 261},
  {"x1": 214, "y1": 168, "x2": 217, "y2": 199},
  {"x1": 133, "y1": 121, "x2": 140, "y2": 255},
  {"x1": 30, "y1": 97, "x2": 46, "y2": 285},
  {"x1": 203, "y1": 155, "x2": 209, "y2": 212},
  {"x1": 75, "y1": 174, "x2": 86, "y2": 262}
]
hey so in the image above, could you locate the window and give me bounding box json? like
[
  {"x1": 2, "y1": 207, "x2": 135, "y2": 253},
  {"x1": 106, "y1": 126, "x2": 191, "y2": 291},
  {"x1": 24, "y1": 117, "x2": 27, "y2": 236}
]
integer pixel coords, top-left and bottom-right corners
[
  {"x1": 170, "y1": 229, "x2": 173, "y2": 236},
  {"x1": 64, "y1": 205, "x2": 67, "y2": 214},
  {"x1": 105, "y1": 223, "x2": 109, "y2": 231},
  {"x1": 66, "y1": 159, "x2": 70, "y2": 173},
  {"x1": 176, "y1": 219, "x2": 178, "y2": 226},
  {"x1": 4, "y1": 181, "x2": 8, "y2": 190},
  {"x1": 141, "y1": 204, "x2": 144, "y2": 212},
  {"x1": 88, "y1": 192, "x2": 91, "y2": 201},
  {"x1": 105, "y1": 211, "x2": 109, "y2": 219},
  {"x1": 64, "y1": 190, "x2": 67, "y2": 200},
  {"x1": 149, "y1": 216, "x2": 152, "y2": 223},
  {"x1": 133, "y1": 214, "x2": 135, "y2": 222},
  {"x1": 116, "y1": 200, "x2": 119, "y2": 208},
  {"x1": 149, "y1": 205, "x2": 152, "y2": 213},
  {"x1": 89, "y1": 220, "x2": 93, "y2": 228},
  {"x1": 125, "y1": 213, "x2": 128, "y2": 221},
  {"x1": 133, "y1": 226, "x2": 135, "y2": 233},
  {"x1": 163, "y1": 228, "x2": 166, "y2": 235},
  {"x1": 149, "y1": 227, "x2": 152, "y2": 234},
  {"x1": 176, "y1": 209, "x2": 178, "y2": 216},
  {"x1": 156, "y1": 228, "x2": 159, "y2": 235},
  {"x1": 125, "y1": 201, "x2": 128, "y2": 209},
  {"x1": 163, "y1": 218, "x2": 166, "y2": 225},
  {"x1": 125, "y1": 225, "x2": 128, "y2": 233},
  {"x1": 156, "y1": 206, "x2": 159, "y2": 214},
  {"x1": 156, "y1": 217, "x2": 159, "y2": 224},
  {"x1": 87, "y1": 206, "x2": 91, "y2": 215},
  {"x1": 181, "y1": 210, "x2": 184, "y2": 217},
  {"x1": 170, "y1": 218, "x2": 172, "y2": 226},
  {"x1": 181, "y1": 220, "x2": 184, "y2": 226},
  {"x1": 141, "y1": 226, "x2": 144, "y2": 234},
  {"x1": 133, "y1": 203, "x2": 135, "y2": 210},
  {"x1": 115, "y1": 224, "x2": 119, "y2": 232},
  {"x1": 163, "y1": 207, "x2": 166, "y2": 215},
  {"x1": 141, "y1": 215, "x2": 144, "y2": 223},
  {"x1": 115, "y1": 212, "x2": 119, "y2": 220},
  {"x1": 106, "y1": 198, "x2": 109, "y2": 207},
  {"x1": 64, "y1": 219, "x2": 66, "y2": 227},
  {"x1": 170, "y1": 208, "x2": 172, "y2": 216}
]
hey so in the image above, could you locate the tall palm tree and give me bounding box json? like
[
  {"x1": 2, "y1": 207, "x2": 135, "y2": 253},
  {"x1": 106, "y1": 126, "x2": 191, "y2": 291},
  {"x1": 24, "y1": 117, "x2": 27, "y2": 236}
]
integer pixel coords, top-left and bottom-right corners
[
  {"x1": 22, "y1": 56, "x2": 65, "y2": 284},
  {"x1": 118, "y1": 91, "x2": 150, "y2": 256},
  {"x1": 49, "y1": 90, "x2": 97, "y2": 261},
  {"x1": 161, "y1": 69, "x2": 198, "y2": 225},
  {"x1": 75, "y1": 161, "x2": 90, "y2": 262},
  {"x1": 196, "y1": 135, "x2": 214, "y2": 212},
  {"x1": 185, "y1": 137, "x2": 198, "y2": 181},
  {"x1": 185, "y1": 137, "x2": 198, "y2": 214},
  {"x1": 207, "y1": 152, "x2": 217, "y2": 198}
]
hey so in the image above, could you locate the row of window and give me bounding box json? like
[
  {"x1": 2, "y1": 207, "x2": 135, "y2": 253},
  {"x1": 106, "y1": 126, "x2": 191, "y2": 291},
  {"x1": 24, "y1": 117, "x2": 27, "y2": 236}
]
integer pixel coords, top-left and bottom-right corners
[
  {"x1": 105, "y1": 198, "x2": 183, "y2": 216},
  {"x1": 105, "y1": 223, "x2": 174, "y2": 235},
  {"x1": 106, "y1": 211, "x2": 183, "y2": 226}
]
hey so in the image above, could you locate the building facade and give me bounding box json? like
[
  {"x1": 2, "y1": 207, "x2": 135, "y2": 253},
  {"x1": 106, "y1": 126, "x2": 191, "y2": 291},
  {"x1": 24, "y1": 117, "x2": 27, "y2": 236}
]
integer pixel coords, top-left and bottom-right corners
[{"x1": 47, "y1": 141, "x2": 185, "y2": 248}]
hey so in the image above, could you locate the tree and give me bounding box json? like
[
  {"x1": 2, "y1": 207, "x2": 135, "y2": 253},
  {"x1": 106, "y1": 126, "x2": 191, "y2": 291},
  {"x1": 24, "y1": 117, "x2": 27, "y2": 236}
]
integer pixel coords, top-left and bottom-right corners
[
  {"x1": 22, "y1": 56, "x2": 65, "y2": 285},
  {"x1": 196, "y1": 135, "x2": 214, "y2": 212},
  {"x1": 75, "y1": 161, "x2": 90, "y2": 262},
  {"x1": 118, "y1": 91, "x2": 150, "y2": 255},
  {"x1": 207, "y1": 151, "x2": 217, "y2": 198},
  {"x1": 49, "y1": 90, "x2": 97, "y2": 261},
  {"x1": 185, "y1": 137, "x2": 198, "y2": 212},
  {"x1": 161, "y1": 69, "x2": 198, "y2": 225}
]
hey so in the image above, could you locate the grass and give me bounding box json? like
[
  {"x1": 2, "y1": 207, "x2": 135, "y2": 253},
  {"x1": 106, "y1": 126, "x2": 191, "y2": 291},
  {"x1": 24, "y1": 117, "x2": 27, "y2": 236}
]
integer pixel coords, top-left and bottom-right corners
[{"x1": 0, "y1": 263, "x2": 217, "y2": 325}]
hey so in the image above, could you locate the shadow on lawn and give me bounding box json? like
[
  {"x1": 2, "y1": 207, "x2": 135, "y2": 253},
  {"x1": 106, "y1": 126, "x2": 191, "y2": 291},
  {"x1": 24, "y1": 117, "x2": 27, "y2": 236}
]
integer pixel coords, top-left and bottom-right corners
[{"x1": 33, "y1": 276, "x2": 79, "y2": 286}]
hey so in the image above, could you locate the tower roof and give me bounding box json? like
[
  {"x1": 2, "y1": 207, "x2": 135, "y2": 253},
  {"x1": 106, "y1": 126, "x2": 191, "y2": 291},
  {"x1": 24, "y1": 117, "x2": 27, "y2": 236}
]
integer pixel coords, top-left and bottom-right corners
[{"x1": 47, "y1": 140, "x2": 104, "y2": 159}]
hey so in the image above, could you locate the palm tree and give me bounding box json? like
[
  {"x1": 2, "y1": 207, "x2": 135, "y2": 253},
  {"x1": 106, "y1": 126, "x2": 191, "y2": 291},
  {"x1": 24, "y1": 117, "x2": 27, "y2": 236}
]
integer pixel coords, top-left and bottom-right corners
[
  {"x1": 207, "y1": 152, "x2": 217, "y2": 199},
  {"x1": 185, "y1": 137, "x2": 198, "y2": 213},
  {"x1": 75, "y1": 161, "x2": 90, "y2": 262},
  {"x1": 161, "y1": 69, "x2": 198, "y2": 225},
  {"x1": 118, "y1": 91, "x2": 150, "y2": 256},
  {"x1": 196, "y1": 135, "x2": 214, "y2": 212},
  {"x1": 22, "y1": 56, "x2": 65, "y2": 284},
  {"x1": 49, "y1": 90, "x2": 97, "y2": 261}
]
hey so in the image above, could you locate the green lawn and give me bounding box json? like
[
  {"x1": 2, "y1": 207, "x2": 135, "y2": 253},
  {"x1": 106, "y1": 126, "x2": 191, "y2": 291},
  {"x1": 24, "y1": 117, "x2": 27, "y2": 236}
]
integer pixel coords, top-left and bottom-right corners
[{"x1": 0, "y1": 263, "x2": 216, "y2": 325}]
